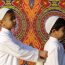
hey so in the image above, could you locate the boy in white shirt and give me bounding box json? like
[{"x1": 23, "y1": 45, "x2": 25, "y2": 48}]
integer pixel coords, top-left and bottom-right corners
[
  {"x1": 0, "y1": 8, "x2": 47, "y2": 65},
  {"x1": 44, "y1": 16, "x2": 65, "y2": 65}
]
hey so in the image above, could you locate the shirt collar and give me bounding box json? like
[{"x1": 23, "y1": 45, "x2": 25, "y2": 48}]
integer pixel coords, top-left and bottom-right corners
[
  {"x1": 49, "y1": 36, "x2": 59, "y2": 43},
  {"x1": 1, "y1": 27, "x2": 12, "y2": 35}
]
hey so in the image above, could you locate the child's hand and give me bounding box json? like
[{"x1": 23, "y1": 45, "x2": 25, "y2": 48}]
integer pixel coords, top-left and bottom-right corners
[{"x1": 39, "y1": 50, "x2": 48, "y2": 59}]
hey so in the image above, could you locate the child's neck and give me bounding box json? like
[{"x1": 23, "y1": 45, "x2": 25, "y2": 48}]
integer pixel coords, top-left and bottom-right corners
[
  {"x1": 50, "y1": 34, "x2": 63, "y2": 41},
  {"x1": 50, "y1": 33, "x2": 58, "y2": 40},
  {"x1": 1, "y1": 26, "x2": 11, "y2": 31}
]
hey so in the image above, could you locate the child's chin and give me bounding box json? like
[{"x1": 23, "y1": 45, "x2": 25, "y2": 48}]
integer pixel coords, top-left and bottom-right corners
[{"x1": 11, "y1": 28, "x2": 15, "y2": 32}]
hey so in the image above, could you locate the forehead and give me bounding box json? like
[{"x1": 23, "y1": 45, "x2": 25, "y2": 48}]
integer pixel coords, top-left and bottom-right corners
[{"x1": 3, "y1": 12, "x2": 15, "y2": 19}]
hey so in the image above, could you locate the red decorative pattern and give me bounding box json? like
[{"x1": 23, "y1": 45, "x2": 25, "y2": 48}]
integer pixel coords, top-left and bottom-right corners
[
  {"x1": 41, "y1": 0, "x2": 50, "y2": 8},
  {"x1": 59, "y1": 0, "x2": 65, "y2": 9},
  {"x1": 1, "y1": 0, "x2": 65, "y2": 65},
  {"x1": 0, "y1": 1, "x2": 5, "y2": 6}
]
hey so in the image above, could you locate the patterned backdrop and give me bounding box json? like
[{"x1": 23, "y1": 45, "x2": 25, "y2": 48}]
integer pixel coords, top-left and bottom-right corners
[{"x1": 0, "y1": 0, "x2": 65, "y2": 65}]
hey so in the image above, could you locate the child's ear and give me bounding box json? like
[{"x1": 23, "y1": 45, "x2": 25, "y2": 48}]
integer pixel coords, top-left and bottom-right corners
[
  {"x1": 0, "y1": 20, "x2": 4, "y2": 25},
  {"x1": 0, "y1": 20, "x2": 1, "y2": 22},
  {"x1": 0, "y1": 20, "x2": 1, "y2": 25},
  {"x1": 52, "y1": 29, "x2": 56, "y2": 33}
]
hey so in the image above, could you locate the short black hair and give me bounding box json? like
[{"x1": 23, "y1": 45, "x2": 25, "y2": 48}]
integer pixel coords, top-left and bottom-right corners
[
  {"x1": 50, "y1": 18, "x2": 65, "y2": 34},
  {"x1": 6, "y1": 9, "x2": 16, "y2": 20}
]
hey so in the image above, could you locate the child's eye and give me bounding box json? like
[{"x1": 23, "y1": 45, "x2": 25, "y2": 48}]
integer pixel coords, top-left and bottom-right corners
[{"x1": 11, "y1": 16, "x2": 16, "y2": 21}]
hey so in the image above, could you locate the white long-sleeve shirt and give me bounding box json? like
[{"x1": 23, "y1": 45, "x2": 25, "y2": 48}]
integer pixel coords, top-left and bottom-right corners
[
  {"x1": 44, "y1": 36, "x2": 65, "y2": 65},
  {"x1": 0, "y1": 27, "x2": 39, "y2": 65},
  {"x1": 63, "y1": 54, "x2": 65, "y2": 65}
]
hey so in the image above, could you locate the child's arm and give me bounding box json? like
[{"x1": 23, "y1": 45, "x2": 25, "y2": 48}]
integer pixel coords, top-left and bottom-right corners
[
  {"x1": 0, "y1": 37, "x2": 47, "y2": 62},
  {"x1": 39, "y1": 50, "x2": 48, "y2": 59},
  {"x1": 45, "y1": 47, "x2": 61, "y2": 65},
  {"x1": 36, "y1": 50, "x2": 48, "y2": 65}
]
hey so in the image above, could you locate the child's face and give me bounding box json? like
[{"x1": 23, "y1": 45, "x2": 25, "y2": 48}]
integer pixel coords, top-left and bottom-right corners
[
  {"x1": 55, "y1": 27, "x2": 65, "y2": 40},
  {"x1": 1, "y1": 13, "x2": 16, "y2": 30}
]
